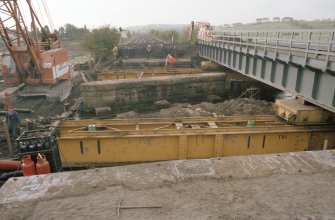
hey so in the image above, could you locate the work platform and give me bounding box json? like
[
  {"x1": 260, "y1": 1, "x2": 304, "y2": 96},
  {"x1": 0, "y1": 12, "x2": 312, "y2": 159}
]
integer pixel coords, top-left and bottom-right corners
[
  {"x1": 1, "y1": 150, "x2": 335, "y2": 219},
  {"x1": 57, "y1": 116, "x2": 335, "y2": 167}
]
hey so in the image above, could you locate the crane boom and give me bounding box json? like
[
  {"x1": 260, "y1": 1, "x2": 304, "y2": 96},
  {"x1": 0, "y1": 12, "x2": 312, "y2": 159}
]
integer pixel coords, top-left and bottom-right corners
[{"x1": 0, "y1": 0, "x2": 70, "y2": 85}]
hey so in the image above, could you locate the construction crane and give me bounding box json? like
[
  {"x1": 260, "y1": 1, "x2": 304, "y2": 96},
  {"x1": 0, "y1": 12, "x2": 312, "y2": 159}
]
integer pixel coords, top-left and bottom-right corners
[
  {"x1": 0, "y1": 0, "x2": 71, "y2": 85},
  {"x1": 188, "y1": 21, "x2": 213, "y2": 41}
]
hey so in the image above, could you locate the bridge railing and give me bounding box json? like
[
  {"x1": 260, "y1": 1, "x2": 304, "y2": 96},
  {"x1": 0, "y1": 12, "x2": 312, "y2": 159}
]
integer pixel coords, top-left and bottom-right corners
[{"x1": 201, "y1": 30, "x2": 335, "y2": 61}]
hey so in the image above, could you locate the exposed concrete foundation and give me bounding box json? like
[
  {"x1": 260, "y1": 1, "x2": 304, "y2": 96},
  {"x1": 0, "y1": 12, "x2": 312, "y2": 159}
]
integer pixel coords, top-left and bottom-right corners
[
  {"x1": 1, "y1": 150, "x2": 335, "y2": 219},
  {"x1": 80, "y1": 72, "x2": 227, "y2": 112}
]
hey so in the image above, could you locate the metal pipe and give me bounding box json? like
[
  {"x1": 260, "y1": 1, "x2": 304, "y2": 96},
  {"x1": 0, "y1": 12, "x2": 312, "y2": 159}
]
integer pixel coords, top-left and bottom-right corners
[
  {"x1": 323, "y1": 139, "x2": 329, "y2": 150},
  {"x1": 0, "y1": 159, "x2": 21, "y2": 171},
  {"x1": 0, "y1": 170, "x2": 23, "y2": 181}
]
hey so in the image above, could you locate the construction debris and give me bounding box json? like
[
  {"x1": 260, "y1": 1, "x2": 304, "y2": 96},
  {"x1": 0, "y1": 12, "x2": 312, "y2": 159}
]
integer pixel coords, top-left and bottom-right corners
[
  {"x1": 154, "y1": 100, "x2": 170, "y2": 108},
  {"x1": 95, "y1": 107, "x2": 112, "y2": 116},
  {"x1": 116, "y1": 98, "x2": 273, "y2": 118}
]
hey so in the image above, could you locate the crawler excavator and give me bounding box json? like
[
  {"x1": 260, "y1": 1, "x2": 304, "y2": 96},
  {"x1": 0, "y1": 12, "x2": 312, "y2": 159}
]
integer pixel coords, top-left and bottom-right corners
[{"x1": 0, "y1": 0, "x2": 72, "y2": 101}]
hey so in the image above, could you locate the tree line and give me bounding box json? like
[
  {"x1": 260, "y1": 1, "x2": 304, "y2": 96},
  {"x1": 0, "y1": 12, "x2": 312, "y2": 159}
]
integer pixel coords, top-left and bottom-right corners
[
  {"x1": 57, "y1": 23, "x2": 90, "y2": 40},
  {"x1": 53, "y1": 23, "x2": 197, "y2": 61},
  {"x1": 148, "y1": 28, "x2": 196, "y2": 44}
]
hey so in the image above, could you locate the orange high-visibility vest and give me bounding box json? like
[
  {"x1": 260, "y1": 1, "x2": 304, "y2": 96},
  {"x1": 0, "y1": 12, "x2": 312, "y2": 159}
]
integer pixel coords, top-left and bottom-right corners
[
  {"x1": 168, "y1": 54, "x2": 175, "y2": 64},
  {"x1": 3, "y1": 93, "x2": 13, "y2": 111}
]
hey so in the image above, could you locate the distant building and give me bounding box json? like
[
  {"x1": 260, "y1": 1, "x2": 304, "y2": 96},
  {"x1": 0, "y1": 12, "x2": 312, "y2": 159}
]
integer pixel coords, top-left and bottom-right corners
[
  {"x1": 256, "y1": 18, "x2": 263, "y2": 24},
  {"x1": 282, "y1": 17, "x2": 293, "y2": 22},
  {"x1": 262, "y1": 18, "x2": 270, "y2": 23},
  {"x1": 273, "y1": 17, "x2": 280, "y2": 22}
]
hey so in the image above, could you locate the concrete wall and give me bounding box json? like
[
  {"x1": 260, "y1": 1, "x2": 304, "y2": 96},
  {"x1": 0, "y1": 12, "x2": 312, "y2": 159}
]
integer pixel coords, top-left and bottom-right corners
[{"x1": 80, "y1": 72, "x2": 227, "y2": 112}]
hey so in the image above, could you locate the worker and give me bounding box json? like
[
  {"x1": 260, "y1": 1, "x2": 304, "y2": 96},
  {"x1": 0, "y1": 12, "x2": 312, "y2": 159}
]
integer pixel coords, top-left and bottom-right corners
[
  {"x1": 3, "y1": 92, "x2": 13, "y2": 111},
  {"x1": 6, "y1": 106, "x2": 20, "y2": 140},
  {"x1": 63, "y1": 99, "x2": 70, "y2": 112},
  {"x1": 146, "y1": 44, "x2": 151, "y2": 59},
  {"x1": 173, "y1": 45, "x2": 178, "y2": 58},
  {"x1": 159, "y1": 43, "x2": 165, "y2": 58},
  {"x1": 165, "y1": 54, "x2": 176, "y2": 69},
  {"x1": 112, "y1": 46, "x2": 118, "y2": 63},
  {"x1": 122, "y1": 46, "x2": 129, "y2": 60}
]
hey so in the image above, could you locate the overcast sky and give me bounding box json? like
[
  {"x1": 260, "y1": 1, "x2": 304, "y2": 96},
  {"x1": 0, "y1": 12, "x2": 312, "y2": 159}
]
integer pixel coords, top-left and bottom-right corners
[{"x1": 42, "y1": 0, "x2": 335, "y2": 29}]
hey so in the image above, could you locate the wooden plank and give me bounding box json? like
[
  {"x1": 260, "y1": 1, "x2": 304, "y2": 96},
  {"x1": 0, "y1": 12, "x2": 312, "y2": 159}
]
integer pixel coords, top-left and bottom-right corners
[
  {"x1": 208, "y1": 122, "x2": 218, "y2": 128},
  {"x1": 175, "y1": 123, "x2": 183, "y2": 129}
]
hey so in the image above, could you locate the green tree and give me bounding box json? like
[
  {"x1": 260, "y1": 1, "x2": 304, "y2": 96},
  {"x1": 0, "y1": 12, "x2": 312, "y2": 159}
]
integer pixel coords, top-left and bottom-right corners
[
  {"x1": 58, "y1": 26, "x2": 65, "y2": 36},
  {"x1": 165, "y1": 30, "x2": 179, "y2": 43},
  {"x1": 147, "y1": 28, "x2": 192, "y2": 44},
  {"x1": 64, "y1": 23, "x2": 82, "y2": 38},
  {"x1": 82, "y1": 25, "x2": 121, "y2": 61}
]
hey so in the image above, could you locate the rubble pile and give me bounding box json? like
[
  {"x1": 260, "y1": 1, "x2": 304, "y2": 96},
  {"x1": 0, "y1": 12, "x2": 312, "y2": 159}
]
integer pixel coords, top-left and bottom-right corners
[{"x1": 116, "y1": 98, "x2": 274, "y2": 118}]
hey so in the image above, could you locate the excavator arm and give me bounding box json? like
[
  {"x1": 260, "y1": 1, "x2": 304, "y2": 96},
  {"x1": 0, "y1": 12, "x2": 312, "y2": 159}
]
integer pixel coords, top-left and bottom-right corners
[{"x1": 188, "y1": 21, "x2": 213, "y2": 41}]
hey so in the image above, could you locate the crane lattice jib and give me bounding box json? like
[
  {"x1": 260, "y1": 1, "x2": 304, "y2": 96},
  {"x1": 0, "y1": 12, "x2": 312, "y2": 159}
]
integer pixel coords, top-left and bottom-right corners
[{"x1": 0, "y1": 0, "x2": 51, "y2": 80}]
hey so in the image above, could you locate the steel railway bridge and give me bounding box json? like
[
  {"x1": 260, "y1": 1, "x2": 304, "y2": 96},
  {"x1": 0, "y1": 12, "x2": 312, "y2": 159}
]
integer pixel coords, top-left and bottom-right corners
[{"x1": 198, "y1": 30, "x2": 335, "y2": 113}]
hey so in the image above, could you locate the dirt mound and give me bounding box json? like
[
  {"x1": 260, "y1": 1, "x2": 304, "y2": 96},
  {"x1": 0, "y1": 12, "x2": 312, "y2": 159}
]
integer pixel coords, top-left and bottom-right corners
[
  {"x1": 158, "y1": 104, "x2": 210, "y2": 117},
  {"x1": 211, "y1": 98, "x2": 273, "y2": 115}
]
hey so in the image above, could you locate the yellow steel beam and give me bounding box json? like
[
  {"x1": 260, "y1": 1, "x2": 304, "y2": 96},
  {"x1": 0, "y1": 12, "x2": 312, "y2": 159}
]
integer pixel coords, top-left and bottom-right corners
[
  {"x1": 57, "y1": 116, "x2": 335, "y2": 167},
  {"x1": 179, "y1": 136, "x2": 187, "y2": 160},
  {"x1": 273, "y1": 99, "x2": 335, "y2": 124},
  {"x1": 215, "y1": 134, "x2": 223, "y2": 157},
  {"x1": 59, "y1": 115, "x2": 281, "y2": 133}
]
